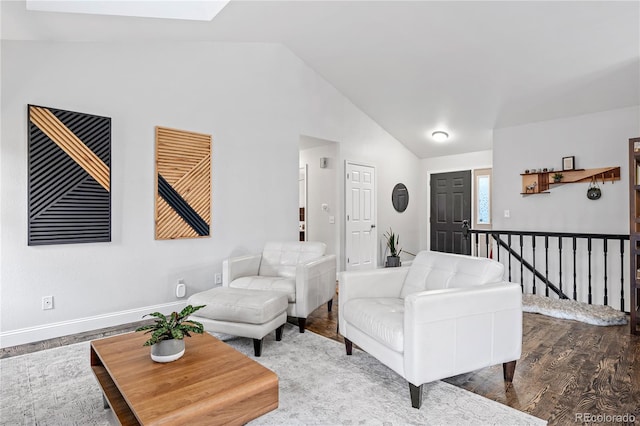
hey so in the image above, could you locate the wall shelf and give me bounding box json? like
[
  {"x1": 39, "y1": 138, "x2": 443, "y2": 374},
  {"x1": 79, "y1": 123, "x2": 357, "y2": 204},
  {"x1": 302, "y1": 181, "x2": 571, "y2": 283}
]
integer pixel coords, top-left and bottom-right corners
[{"x1": 521, "y1": 166, "x2": 621, "y2": 195}]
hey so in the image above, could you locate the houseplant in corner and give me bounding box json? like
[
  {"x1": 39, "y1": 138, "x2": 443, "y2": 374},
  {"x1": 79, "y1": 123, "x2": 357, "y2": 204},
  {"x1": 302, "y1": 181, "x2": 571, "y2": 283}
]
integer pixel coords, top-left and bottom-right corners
[
  {"x1": 384, "y1": 227, "x2": 402, "y2": 267},
  {"x1": 135, "y1": 304, "x2": 205, "y2": 363}
]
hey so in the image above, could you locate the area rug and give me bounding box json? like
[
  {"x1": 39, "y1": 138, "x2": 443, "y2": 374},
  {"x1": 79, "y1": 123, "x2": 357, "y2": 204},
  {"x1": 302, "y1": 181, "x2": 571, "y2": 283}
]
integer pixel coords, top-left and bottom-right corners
[
  {"x1": 0, "y1": 325, "x2": 546, "y2": 425},
  {"x1": 522, "y1": 294, "x2": 628, "y2": 326}
]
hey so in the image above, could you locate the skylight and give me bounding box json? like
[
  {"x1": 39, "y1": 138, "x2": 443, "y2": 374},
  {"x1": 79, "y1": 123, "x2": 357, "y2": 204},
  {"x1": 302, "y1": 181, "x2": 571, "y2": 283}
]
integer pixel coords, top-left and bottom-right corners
[{"x1": 26, "y1": 0, "x2": 231, "y2": 22}]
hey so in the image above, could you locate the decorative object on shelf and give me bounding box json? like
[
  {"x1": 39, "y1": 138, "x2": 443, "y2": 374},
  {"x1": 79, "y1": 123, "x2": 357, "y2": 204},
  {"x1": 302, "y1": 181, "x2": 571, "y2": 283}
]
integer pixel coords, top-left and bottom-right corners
[
  {"x1": 524, "y1": 169, "x2": 530, "y2": 174},
  {"x1": 384, "y1": 227, "x2": 402, "y2": 267},
  {"x1": 391, "y1": 183, "x2": 409, "y2": 212},
  {"x1": 542, "y1": 168, "x2": 548, "y2": 172},
  {"x1": 521, "y1": 166, "x2": 619, "y2": 196},
  {"x1": 552, "y1": 172, "x2": 564, "y2": 183},
  {"x1": 135, "y1": 304, "x2": 205, "y2": 363},
  {"x1": 155, "y1": 126, "x2": 212, "y2": 240},
  {"x1": 562, "y1": 156, "x2": 575, "y2": 171},
  {"x1": 525, "y1": 182, "x2": 537, "y2": 193},
  {"x1": 586, "y1": 177, "x2": 601, "y2": 200},
  {"x1": 27, "y1": 105, "x2": 111, "y2": 246}
]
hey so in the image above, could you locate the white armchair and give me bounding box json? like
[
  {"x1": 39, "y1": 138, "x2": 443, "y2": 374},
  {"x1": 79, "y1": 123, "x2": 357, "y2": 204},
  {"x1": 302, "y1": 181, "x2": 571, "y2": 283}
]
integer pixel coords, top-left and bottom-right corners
[
  {"x1": 339, "y1": 251, "x2": 522, "y2": 408},
  {"x1": 223, "y1": 241, "x2": 337, "y2": 332}
]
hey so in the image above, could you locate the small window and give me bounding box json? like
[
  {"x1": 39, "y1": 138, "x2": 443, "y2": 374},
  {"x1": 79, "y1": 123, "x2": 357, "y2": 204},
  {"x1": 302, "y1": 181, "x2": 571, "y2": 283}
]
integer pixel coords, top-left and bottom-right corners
[{"x1": 476, "y1": 175, "x2": 490, "y2": 225}]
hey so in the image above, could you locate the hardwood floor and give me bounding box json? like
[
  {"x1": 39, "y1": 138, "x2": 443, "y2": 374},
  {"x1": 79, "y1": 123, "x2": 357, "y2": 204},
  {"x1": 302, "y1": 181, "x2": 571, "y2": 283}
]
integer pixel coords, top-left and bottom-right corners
[
  {"x1": 0, "y1": 320, "x2": 153, "y2": 359},
  {"x1": 3, "y1": 295, "x2": 639, "y2": 425}
]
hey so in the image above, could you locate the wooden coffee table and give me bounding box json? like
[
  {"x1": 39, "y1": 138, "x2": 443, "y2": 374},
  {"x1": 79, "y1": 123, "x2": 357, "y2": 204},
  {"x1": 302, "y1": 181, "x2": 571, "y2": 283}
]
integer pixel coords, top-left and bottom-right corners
[{"x1": 90, "y1": 332, "x2": 278, "y2": 425}]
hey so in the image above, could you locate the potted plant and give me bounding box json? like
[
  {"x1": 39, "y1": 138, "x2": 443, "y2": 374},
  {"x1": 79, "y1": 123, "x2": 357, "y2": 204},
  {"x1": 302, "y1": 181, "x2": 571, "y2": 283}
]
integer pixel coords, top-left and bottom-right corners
[
  {"x1": 135, "y1": 304, "x2": 205, "y2": 363},
  {"x1": 384, "y1": 228, "x2": 402, "y2": 267},
  {"x1": 552, "y1": 172, "x2": 564, "y2": 183}
]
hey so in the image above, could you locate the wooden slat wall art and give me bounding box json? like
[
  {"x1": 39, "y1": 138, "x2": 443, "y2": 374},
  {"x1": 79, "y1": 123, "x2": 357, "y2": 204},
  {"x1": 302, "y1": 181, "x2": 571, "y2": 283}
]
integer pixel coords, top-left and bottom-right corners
[
  {"x1": 155, "y1": 126, "x2": 212, "y2": 240},
  {"x1": 28, "y1": 105, "x2": 111, "y2": 245}
]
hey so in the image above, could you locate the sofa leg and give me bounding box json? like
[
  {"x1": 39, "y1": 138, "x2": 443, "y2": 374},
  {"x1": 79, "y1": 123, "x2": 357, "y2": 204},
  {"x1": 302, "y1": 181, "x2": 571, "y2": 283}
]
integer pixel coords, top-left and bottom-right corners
[
  {"x1": 503, "y1": 360, "x2": 516, "y2": 382},
  {"x1": 275, "y1": 324, "x2": 284, "y2": 341},
  {"x1": 298, "y1": 317, "x2": 306, "y2": 333},
  {"x1": 344, "y1": 338, "x2": 353, "y2": 355},
  {"x1": 253, "y1": 338, "x2": 263, "y2": 357},
  {"x1": 409, "y1": 383, "x2": 423, "y2": 409},
  {"x1": 327, "y1": 299, "x2": 333, "y2": 312}
]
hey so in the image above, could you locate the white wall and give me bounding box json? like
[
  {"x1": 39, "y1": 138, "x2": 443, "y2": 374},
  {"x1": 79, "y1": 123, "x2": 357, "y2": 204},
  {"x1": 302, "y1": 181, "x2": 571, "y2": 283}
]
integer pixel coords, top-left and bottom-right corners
[
  {"x1": 420, "y1": 150, "x2": 493, "y2": 251},
  {"x1": 299, "y1": 140, "x2": 338, "y2": 261},
  {"x1": 493, "y1": 106, "x2": 639, "y2": 233},
  {"x1": 0, "y1": 40, "x2": 422, "y2": 346},
  {"x1": 293, "y1": 62, "x2": 422, "y2": 269},
  {"x1": 492, "y1": 107, "x2": 638, "y2": 308}
]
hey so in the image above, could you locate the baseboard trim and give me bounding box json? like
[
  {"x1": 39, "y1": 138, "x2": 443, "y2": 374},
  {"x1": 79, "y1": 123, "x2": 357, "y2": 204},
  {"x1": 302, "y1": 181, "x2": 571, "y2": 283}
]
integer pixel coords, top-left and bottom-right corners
[{"x1": 0, "y1": 301, "x2": 187, "y2": 348}]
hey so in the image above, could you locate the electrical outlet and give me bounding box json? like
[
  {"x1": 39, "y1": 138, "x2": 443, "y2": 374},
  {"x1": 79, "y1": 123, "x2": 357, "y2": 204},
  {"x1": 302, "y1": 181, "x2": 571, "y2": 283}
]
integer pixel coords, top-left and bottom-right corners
[
  {"x1": 42, "y1": 296, "x2": 53, "y2": 310},
  {"x1": 214, "y1": 273, "x2": 222, "y2": 284}
]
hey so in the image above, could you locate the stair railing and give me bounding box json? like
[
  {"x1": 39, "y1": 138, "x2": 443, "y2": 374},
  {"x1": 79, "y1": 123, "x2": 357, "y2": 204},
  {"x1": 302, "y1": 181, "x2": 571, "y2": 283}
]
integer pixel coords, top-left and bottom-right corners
[{"x1": 462, "y1": 221, "x2": 629, "y2": 312}]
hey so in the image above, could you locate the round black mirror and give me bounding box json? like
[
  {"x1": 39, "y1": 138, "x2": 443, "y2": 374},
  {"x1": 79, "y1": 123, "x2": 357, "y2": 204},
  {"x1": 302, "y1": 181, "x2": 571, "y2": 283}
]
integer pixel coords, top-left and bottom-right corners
[{"x1": 391, "y1": 183, "x2": 409, "y2": 212}]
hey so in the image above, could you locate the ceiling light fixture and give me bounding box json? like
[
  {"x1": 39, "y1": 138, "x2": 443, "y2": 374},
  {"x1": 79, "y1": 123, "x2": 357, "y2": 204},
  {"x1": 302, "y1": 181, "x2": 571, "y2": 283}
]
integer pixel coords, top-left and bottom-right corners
[{"x1": 431, "y1": 131, "x2": 449, "y2": 142}]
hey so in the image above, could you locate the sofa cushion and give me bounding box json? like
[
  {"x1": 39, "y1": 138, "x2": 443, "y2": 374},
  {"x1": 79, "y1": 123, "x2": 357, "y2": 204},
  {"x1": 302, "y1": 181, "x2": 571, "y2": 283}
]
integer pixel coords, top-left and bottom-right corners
[
  {"x1": 229, "y1": 276, "x2": 296, "y2": 302},
  {"x1": 343, "y1": 298, "x2": 404, "y2": 352},
  {"x1": 400, "y1": 251, "x2": 504, "y2": 298},
  {"x1": 188, "y1": 287, "x2": 288, "y2": 325},
  {"x1": 259, "y1": 241, "x2": 326, "y2": 278}
]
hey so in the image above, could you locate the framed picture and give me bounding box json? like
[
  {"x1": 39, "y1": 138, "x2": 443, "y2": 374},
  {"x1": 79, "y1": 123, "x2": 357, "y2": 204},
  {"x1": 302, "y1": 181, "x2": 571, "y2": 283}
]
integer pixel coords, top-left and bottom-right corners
[
  {"x1": 562, "y1": 156, "x2": 575, "y2": 171},
  {"x1": 28, "y1": 105, "x2": 111, "y2": 245}
]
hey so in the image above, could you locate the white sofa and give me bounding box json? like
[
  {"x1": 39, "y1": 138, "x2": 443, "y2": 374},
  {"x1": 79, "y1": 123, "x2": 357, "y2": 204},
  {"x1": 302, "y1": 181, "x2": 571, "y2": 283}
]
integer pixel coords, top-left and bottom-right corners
[
  {"x1": 223, "y1": 241, "x2": 337, "y2": 332},
  {"x1": 339, "y1": 250, "x2": 522, "y2": 408}
]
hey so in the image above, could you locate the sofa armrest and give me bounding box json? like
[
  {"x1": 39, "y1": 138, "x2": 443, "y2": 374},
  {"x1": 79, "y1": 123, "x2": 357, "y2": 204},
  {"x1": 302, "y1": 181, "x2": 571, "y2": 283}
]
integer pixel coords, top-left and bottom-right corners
[
  {"x1": 292, "y1": 255, "x2": 337, "y2": 317},
  {"x1": 222, "y1": 254, "x2": 262, "y2": 286},
  {"x1": 403, "y1": 282, "x2": 522, "y2": 385}
]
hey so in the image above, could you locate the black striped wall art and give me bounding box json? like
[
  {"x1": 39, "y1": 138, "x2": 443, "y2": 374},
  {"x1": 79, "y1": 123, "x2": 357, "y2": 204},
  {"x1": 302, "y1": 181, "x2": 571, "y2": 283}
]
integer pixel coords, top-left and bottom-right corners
[
  {"x1": 28, "y1": 105, "x2": 111, "y2": 245},
  {"x1": 155, "y1": 126, "x2": 211, "y2": 240}
]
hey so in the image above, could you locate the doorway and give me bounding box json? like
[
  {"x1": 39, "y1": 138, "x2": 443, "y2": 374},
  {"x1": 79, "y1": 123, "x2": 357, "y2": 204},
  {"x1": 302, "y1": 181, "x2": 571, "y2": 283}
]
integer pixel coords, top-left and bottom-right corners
[
  {"x1": 299, "y1": 166, "x2": 307, "y2": 241},
  {"x1": 299, "y1": 136, "x2": 338, "y2": 258},
  {"x1": 430, "y1": 170, "x2": 471, "y2": 254}
]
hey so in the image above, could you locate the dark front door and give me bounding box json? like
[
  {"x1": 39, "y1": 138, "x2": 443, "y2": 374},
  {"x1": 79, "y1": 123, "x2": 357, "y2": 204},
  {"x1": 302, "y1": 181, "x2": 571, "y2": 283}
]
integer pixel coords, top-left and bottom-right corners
[{"x1": 430, "y1": 170, "x2": 471, "y2": 254}]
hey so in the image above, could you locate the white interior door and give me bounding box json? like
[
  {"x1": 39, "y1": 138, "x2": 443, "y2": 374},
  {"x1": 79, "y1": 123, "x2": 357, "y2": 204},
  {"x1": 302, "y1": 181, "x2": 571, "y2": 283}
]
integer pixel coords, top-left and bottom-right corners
[{"x1": 345, "y1": 161, "x2": 376, "y2": 270}]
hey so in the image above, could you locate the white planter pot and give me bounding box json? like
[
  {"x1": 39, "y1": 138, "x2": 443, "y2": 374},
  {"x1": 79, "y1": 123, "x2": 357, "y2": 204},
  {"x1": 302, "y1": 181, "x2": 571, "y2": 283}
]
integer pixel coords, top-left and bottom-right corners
[{"x1": 150, "y1": 339, "x2": 185, "y2": 363}]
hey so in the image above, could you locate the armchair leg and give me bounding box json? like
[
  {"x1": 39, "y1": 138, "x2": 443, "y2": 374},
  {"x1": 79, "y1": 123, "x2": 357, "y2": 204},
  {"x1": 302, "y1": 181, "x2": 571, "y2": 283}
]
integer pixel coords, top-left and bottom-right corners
[
  {"x1": 409, "y1": 383, "x2": 423, "y2": 409},
  {"x1": 327, "y1": 299, "x2": 333, "y2": 312},
  {"x1": 503, "y1": 360, "x2": 517, "y2": 382},
  {"x1": 275, "y1": 324, "x2": 284, "y2": 341},
  {"x1": 253, "y1": 338, "x2": 263, "y2": 357},
  {"x1": 298, "y1": 317, "x2": 306, "y2": 333},
  {"x1": 344, "y1": 338, "x2": 353, "y2": 355}
]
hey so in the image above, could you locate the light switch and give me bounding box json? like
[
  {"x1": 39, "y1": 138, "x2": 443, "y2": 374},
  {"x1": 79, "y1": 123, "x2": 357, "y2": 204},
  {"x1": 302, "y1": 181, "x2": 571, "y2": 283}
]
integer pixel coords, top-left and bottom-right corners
[
  {"x1": 504, "y1": 210, "x2": 510, "y2": 218},
  {"x1": 329, "y1": 216, "x2": 335, "y2": 224},
  {"x1": 321, "y1": 203, "x2": 329, "y2": 212}
]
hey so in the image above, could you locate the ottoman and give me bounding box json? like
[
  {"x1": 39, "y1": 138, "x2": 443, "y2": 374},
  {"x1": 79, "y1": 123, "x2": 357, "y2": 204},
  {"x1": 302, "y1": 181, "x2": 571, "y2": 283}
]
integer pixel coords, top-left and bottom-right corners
[{"x1": 188, "y1": 286, "x2": 288, "y2": 356}]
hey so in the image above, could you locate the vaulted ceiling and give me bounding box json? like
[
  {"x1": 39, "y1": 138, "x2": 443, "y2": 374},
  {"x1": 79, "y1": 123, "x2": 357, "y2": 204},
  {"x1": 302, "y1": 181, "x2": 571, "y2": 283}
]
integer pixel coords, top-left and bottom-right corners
[{"x1": 2, "y1": 1, "x2": 639, "y2": 158}]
